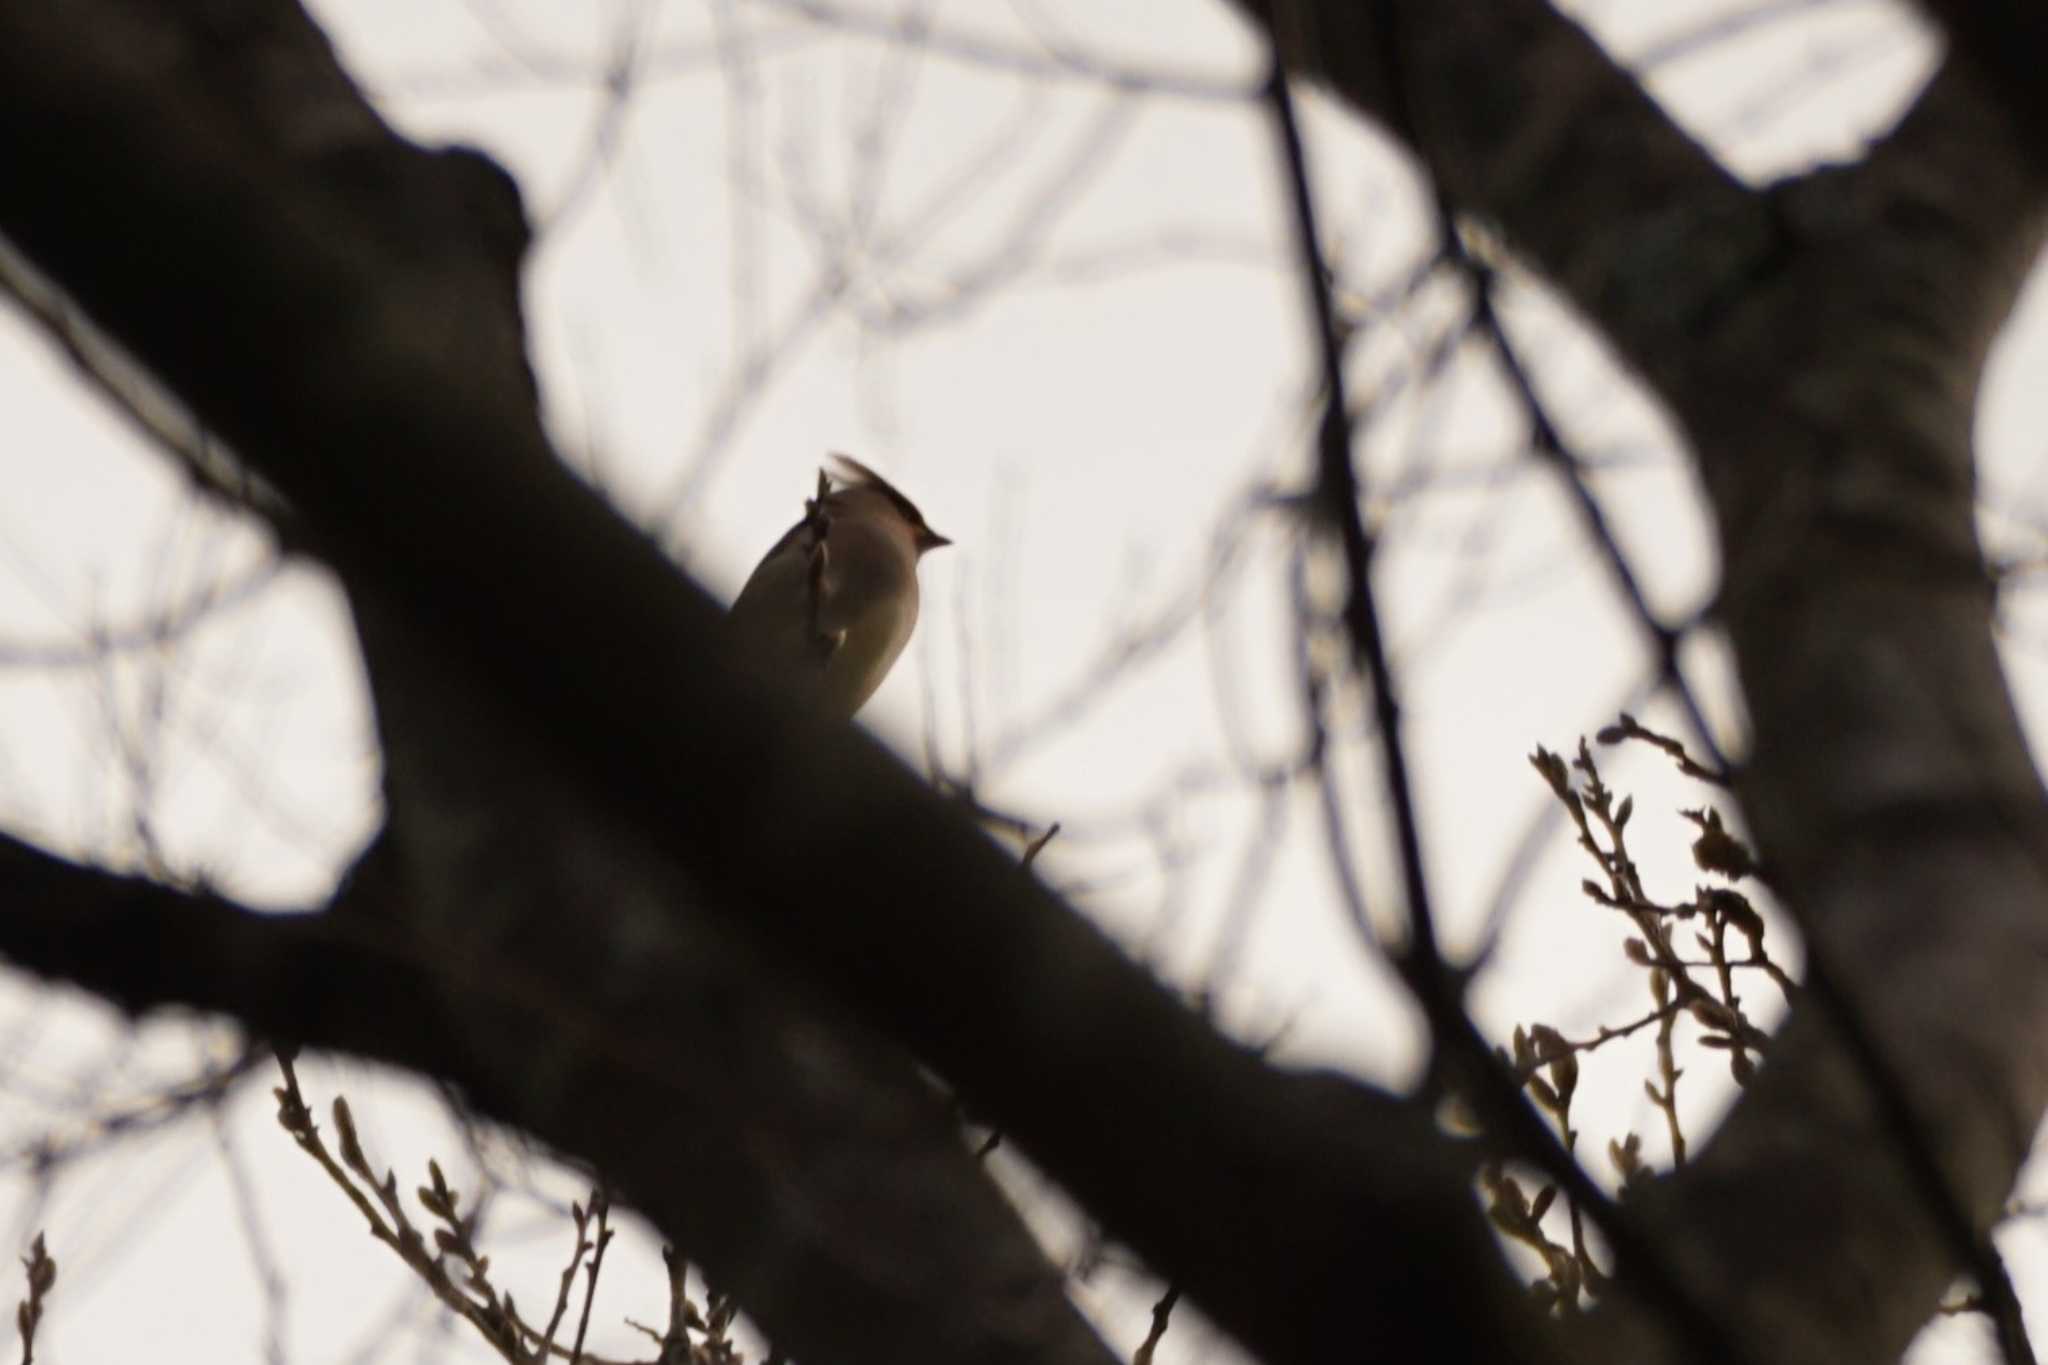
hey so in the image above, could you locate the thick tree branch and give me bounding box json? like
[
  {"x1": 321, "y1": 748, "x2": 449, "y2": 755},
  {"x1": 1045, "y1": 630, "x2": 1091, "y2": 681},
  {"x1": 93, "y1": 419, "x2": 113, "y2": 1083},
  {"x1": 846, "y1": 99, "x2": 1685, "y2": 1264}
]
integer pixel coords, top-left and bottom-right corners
[
  {"x1": 1629, "y1": 58, "x2": 2048, "y2": 1365},
  {"x1": 1, "y1": 825, "x2": 1129, "y2": 1365},
  {"x1": 1236, "y1": 3, "x2": 2048, "y2": 1360},
  {"x1": 1266, "y1": 49, "x2": 1742, "y2": 1365},
  {"x1": 16, "y1": 2, "x2": 2047, "y2": 1362},
  {"x1": 1917, "y1": 1, "x2": 2048, "y2": 164},
  {"x1": 1233, "y1": 0, "x2": 1775, "y2": 396},
  {"x1": 0, "y1": 5, "x2": 1542, "y2": 1364}
]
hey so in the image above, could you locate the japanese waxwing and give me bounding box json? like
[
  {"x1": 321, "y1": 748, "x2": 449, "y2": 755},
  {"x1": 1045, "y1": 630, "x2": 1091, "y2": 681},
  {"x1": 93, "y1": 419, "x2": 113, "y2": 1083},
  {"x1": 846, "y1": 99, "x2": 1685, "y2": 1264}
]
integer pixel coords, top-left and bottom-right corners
[{"x1": 728, "y1": 455, "x2": 951, "y2": 718}]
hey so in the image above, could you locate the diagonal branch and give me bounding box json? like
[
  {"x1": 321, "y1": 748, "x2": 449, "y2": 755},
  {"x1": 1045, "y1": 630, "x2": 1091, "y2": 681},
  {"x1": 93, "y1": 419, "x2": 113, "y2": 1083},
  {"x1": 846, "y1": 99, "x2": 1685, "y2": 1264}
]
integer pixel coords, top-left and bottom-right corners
[
  {"x1": 1236, "y1": 4, "x2": 2048, "y2": 1362},
  {"x1": 1916, "y1": 0, "x2": 2048, "y2": 164},
  {"x1": 1231, "y1": 0, "x2": 1775, "y2": 398},
  {"x1": 0, "y1": 827, "x2": 1117, "y2": 1365},
  {"x1": 0, "y1": 5, "x2": 1541, "y2": 1364},
  {"x1": 1266, "y1": 40, "x2": 1748, "y2": 1365}
]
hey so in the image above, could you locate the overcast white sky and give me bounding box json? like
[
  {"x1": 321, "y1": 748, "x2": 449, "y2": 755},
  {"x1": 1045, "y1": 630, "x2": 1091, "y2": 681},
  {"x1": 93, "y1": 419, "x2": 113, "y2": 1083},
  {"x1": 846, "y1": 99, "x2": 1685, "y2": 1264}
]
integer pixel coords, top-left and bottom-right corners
[{"x1": 3, "y1": 1, "x2": 2046, "y2": 1361}]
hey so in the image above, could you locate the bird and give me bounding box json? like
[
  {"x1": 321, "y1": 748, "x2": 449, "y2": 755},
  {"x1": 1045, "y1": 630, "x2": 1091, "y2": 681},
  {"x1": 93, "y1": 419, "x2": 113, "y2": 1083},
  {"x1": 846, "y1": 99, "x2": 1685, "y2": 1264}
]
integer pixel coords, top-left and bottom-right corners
[{"x1": 728, "y1": 454, "x2": 950, "y2": 718}]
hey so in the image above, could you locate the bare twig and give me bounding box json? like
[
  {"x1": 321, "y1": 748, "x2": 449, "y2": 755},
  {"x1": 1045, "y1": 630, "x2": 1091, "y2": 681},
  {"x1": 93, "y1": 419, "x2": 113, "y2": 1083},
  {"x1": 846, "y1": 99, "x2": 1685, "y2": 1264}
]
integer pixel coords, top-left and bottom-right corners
[
  {"x1": 571, "y1": 1193, "x2": 614, "y2": 1365},
  {"x1": 14, "y1": 1234, "x2": 53, "y2": 1365},
  {"x1": 0, "y1": 1043, "x2": 261, "y2": 1175},
  {"x1": 1021, "y1": 821, "x2": 1061, "y2": 868},
  {"x1": 1597, "y1": 713, "x2": 1731, "y2": 788},
  {"x1": 1267, "y1": 23, "x2": 1754, "y2": 1362},
  {"x1": 1130, "y1": 1285, "x2": 1179, "y2": 1365},
  {"x1": 272, "y1": 1054, "x2": 633, "y2": 1365},
  {"x1": 540, "y1": 1187, "x2": 609, "y2": 1362},
  {"x1": 0, "y1": 558, "x2": 282, "y2": 671},
  {"x1": 749, "y1": 0, "x2": 1253, "y2": 103}
]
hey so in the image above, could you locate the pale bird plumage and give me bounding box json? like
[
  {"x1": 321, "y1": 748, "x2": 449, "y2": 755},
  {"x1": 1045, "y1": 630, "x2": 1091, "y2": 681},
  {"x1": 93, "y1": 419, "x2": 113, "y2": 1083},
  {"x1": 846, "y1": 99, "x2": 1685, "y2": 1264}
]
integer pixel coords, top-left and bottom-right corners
[{"x1": 728, "y1": 455, "x2": 950, "y2": 718}]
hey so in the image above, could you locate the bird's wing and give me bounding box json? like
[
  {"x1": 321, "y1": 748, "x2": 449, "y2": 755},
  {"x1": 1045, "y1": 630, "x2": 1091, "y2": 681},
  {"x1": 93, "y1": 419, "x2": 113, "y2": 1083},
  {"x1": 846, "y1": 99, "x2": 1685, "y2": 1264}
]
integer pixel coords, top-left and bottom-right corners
[
  {"x1": 730, "y1": 515, "x2": 836, "y2": 659},
  {"x1": 805, "y1": 532, "x2": 844, "y2": 661}
]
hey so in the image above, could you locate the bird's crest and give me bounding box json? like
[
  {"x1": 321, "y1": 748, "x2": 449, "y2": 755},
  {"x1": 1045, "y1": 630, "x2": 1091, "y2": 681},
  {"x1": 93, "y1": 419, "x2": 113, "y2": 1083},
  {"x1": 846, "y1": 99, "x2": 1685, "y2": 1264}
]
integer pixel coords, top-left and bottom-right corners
[{"x1": 825, "y1": 453, "x2": 934, "y2": 532}]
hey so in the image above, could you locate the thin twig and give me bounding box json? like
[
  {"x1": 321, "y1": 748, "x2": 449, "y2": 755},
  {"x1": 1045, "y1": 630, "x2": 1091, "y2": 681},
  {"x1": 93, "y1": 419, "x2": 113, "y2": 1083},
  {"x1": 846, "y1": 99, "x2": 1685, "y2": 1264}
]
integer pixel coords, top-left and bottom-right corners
[
  {"x1": 570, "y1": 1190, "x2": 613, "y2": 1365},
  {"x1": 1131, "y1": 1285, "x2": 1179, "y2": 1365},
  {"x1": 1266, "y1": 25, "x2": 1754, "y2": 1364},
  {"x1": 14, "y1": 1234, "x2": 53, "y2": 1365},
  {"x1": 1431, "y1": 52, "x2": 2039, "y2": 1365},
  {"x1": 1598, "y1": 713, "x2": 1731, "y2": 787},
  {"x1": 1021, "y1": 821, "x2": 1061, "y2": 868},
  {"x1": 539, "y1": 1187, "x2": 605, "y2": 1361},
  {"x1": 272, "y1": 1055, "x2": 631, "y2": 1365}
]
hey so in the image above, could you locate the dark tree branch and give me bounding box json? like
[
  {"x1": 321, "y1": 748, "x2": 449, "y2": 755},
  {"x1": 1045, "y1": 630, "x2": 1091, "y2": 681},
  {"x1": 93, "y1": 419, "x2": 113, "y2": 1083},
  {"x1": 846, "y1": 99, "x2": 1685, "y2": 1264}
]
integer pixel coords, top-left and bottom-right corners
[
  {"x1": 1232, "y1": 3, "x2": 2048, "y2": 1362},
  {"x1": 0, "y1": 828, "x2": 1119, "y2": 1365},
  {"x1": 1917, "y1": 0, "x2": 2048, "y2": 165},
  {"x1": 1265, "y1": 48, "x2": 1746, "y2": 1363},
  {"x1": 1231, "y1": 0, "x2": 1773, "y2": 397},
  {"x1": 8, "y1": 2, "x2": 2048, "y2": 1363},
  {"x1": 0, "y1": 5, "x2": 1542, "y2": 1364}
]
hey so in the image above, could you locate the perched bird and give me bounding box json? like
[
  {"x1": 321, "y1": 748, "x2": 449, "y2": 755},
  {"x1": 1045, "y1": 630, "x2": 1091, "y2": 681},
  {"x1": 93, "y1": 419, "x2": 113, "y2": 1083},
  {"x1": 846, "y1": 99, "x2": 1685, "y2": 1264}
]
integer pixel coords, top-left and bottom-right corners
[{"x1": 728, "y1": 455, "x2": 950, "y2": 718}]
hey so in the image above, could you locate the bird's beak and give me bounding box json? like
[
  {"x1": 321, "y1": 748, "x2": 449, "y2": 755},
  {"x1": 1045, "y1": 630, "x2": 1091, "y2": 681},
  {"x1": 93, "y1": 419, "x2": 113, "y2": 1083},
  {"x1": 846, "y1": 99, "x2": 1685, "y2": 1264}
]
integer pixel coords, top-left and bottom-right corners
[{"x1": 918, "y1": 527, "x2": 952, "y2": 552}]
